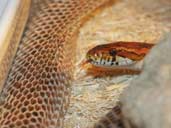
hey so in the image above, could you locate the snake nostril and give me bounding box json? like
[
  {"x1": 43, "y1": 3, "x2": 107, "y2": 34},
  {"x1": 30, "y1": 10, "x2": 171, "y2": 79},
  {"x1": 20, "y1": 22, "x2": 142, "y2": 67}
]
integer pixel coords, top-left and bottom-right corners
[{"x1": 88, "y1": 57, "x2": 94, "y2": 62}]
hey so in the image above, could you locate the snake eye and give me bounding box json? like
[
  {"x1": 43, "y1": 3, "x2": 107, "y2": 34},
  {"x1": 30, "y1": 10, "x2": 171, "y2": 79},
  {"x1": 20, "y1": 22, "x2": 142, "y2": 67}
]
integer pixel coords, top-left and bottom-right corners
[{"x1": 109, "y1": 50, "x2": 117, "y2": 56}]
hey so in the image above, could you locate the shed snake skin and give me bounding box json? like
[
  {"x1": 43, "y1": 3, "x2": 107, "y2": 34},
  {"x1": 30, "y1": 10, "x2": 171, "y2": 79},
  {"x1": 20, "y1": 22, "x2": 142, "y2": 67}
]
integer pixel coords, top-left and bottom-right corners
[
  {"x1": 0, "y1": 0, "x2": 151, "y2": 128},
  {"x1": 0, "y1": 0, "x2": 119, "y2": 128}
]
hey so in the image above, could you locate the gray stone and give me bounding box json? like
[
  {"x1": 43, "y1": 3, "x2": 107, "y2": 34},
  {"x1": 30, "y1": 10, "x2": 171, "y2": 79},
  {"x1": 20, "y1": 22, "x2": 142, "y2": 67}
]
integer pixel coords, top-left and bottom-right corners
[{"x1": 121, "y1": 33, "x2": 171, "y2": 128}]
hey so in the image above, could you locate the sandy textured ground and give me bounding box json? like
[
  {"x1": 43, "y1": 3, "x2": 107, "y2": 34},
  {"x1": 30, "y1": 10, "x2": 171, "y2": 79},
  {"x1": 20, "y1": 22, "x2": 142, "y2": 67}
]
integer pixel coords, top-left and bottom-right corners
[{"x1": 64, "y1": 0, "x2": 171, "y2": 127}]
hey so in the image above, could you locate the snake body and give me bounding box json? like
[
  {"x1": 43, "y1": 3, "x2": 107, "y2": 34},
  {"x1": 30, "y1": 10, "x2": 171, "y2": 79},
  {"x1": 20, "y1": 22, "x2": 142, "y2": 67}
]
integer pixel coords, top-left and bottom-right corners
[{"x1": 0, "y1": 0, "x2": 116, "y2": 127}]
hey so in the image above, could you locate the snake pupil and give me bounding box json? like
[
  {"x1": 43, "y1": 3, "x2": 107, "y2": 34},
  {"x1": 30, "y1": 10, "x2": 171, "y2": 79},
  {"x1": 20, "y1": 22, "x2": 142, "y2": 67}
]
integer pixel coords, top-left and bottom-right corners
[{"x1": 109, "y1": 50, "x2": 117, "y2": 56}]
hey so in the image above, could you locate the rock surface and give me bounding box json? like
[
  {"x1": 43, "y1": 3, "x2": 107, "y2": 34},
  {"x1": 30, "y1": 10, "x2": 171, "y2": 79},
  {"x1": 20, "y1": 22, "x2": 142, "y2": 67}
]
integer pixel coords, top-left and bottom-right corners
[
  {"x1": 121, "y1": 34, "x2": 171, "y2": 128},
  {"x1": 65, "y1": 0, "x2": 171, "y2": 127}
]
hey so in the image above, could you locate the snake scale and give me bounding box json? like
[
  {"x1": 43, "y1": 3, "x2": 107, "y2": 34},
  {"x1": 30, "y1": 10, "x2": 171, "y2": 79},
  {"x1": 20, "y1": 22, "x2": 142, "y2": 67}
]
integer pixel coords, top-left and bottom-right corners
[{"x1": 0, "y1": 0, "x2": 127, "y2": 128}]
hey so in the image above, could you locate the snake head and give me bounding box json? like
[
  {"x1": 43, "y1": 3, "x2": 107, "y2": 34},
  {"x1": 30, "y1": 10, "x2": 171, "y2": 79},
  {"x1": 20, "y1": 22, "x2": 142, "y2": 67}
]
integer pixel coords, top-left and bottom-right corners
[{"x1": 86, "y1": 43, "x2": 135, "y2": 67}]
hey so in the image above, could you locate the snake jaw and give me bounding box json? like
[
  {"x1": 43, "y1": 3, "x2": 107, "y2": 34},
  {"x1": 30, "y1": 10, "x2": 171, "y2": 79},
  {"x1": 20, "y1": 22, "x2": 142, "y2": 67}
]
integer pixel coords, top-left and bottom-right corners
[
  {"x1": 79, "y1": 57, "x2": 143, "y2": 77},
  {"x1": 86, "y1": 54, "x2": 135, "y2": 67}
]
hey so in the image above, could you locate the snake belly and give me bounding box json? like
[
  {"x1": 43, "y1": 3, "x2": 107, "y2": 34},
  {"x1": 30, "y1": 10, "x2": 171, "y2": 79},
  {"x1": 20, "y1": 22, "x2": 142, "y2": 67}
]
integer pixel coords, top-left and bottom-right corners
[{"x1": 0, "y1": 0, "x2": 114, "y2": 128}]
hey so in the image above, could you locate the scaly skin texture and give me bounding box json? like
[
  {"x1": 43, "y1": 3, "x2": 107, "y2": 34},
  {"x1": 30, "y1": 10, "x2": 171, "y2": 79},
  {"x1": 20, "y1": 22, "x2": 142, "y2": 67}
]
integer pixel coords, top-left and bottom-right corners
[{"x1": 0, "y1": 0, "x2": 114, "y2": 128}]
